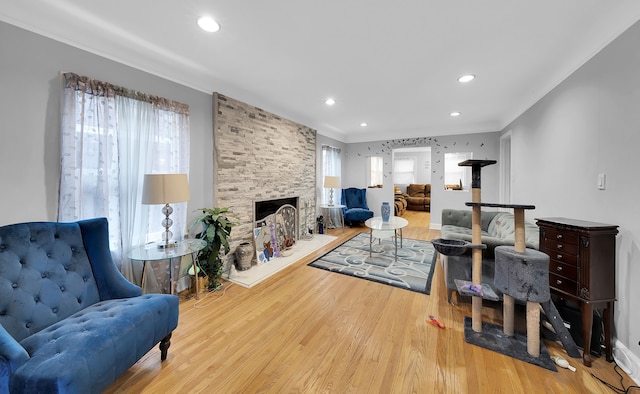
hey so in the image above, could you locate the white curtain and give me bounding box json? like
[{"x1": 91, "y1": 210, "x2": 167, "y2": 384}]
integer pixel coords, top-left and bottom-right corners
[
  {"x1": 321, "y1": 145, "x2": 342, "y2": 227},
  {"x1": 59, "y1": 73, "x2": 190, "y2": 289}
]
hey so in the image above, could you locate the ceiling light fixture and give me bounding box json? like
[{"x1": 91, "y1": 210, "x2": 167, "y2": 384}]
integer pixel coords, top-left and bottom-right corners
[
  {"x1": 325, "y1": 98, "x2": 336, "y2": 106},
  {"x1": 197, "y1": 16, "x2": 220, "y2": 33},
  {"x1": 450, "y1": 112, "x2": 461, "y2": 117},
  {"x1": 457, "y1": 74, "x2": 475, "y2": 83},
  {"x1": 360, "y1": 122, "x2": 368, "y2": 127}
]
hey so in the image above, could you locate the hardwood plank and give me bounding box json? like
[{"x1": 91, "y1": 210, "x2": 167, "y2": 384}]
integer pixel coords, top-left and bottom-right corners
[{"x1": 105, "y1": 210, "x2": 634, "y2": 393}]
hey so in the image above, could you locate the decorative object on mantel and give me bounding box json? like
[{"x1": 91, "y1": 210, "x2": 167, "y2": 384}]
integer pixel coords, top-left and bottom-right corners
[
  {"x1": 323, "y1": 176, "x2": 340, "y2": 206},
  {"x1": 316, "y1": 215, "x2": 324, "y2": 234},
  {"x1": 235, "y1": 242, "x2": 254, "y2": 271},
  {"x1": 254, "y1": 225, "x2": 273, "y2": 264},
  {"x1": 381, "y1": 201, "x2": 391, "y2": 222},
  {"x1": 190, "y1": 207, "x2": 238, "y2": 290},
  {"x1": 142, "y1": 173, "x2": 190, "y2": 249}
]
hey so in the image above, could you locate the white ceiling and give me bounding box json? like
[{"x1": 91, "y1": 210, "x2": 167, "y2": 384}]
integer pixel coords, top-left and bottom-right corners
[{"x1": 2, "y1": 1, "x2": 640, "y2": 143}]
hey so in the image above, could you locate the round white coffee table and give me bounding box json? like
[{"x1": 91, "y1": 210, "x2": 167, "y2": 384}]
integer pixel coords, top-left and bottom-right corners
[{"x1": 364, "y1": 216, "x2": 409, "y2": 261}]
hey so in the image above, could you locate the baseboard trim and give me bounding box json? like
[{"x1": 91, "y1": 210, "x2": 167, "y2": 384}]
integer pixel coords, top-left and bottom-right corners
[
  {"x1": 614, "y1": 339, "x2": 640, "y2": 385},
  {"x1": 430, "y1": 223, "x2": 442, "y2": 230}
]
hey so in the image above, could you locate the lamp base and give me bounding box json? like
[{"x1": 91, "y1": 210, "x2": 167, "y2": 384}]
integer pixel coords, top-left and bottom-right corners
[{"x1": 157, "y1": 240, "x2": 178, "y2": 249}]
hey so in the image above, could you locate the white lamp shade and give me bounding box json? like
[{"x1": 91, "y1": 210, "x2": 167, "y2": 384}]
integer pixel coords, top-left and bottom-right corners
[
  {"x1": 142, "y1": 174, "x2": 190, "y2": 204},
  {"x1": 323, "y1": 176, "x2": 340, "y2": 188}
]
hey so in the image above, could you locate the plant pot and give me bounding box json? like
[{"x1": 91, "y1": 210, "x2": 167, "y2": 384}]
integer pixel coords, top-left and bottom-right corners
[{"x1": 190, "y1": 275, "x2": 209, "y2": 294}]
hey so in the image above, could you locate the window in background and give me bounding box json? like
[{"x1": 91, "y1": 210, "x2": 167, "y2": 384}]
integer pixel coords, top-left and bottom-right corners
[
  {"x1": 444, "y1": 152, "x2": 472, "y2": 190},
  {"x1": 321, "y1": 145, "x2": 342, "y2": 205},
  {"x1": 393, "y1": 157, "x2": 416, "y2": 185},
  {"x1": 368, "y1": 156, "x2": 384, "y2": 187}
]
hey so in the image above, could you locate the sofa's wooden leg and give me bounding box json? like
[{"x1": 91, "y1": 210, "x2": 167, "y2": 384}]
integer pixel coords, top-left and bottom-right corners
[{"x1": 160, "y1": 332, "x2": 172, "y2": 361}]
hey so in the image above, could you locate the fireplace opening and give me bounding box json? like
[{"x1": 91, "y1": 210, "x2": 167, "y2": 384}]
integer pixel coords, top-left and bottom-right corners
[
  {"x1": 254, "y1": 197, "x2": 298, "y2": 225},
  {"x1": 254, "y1": 197, "x2": 299, "y2": 255}
]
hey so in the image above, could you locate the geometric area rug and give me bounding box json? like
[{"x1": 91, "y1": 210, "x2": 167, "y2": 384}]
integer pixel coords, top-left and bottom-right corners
[{"x1": 308, "y1": 232, "x2": 437, "y2": 294}]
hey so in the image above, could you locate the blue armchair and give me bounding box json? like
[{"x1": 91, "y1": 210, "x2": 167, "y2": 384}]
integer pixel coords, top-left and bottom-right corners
[
  {"x1": 342, "y1": 188, "x2": 374, "y2": 226},
  {"x1": 0, "y1": 218, "x2": 179, "y2": 393}
]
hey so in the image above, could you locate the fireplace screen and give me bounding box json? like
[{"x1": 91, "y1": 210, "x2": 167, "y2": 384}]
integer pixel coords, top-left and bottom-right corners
[{"x1": 275, "y1": 204, "x2": 296, "y2": 250}]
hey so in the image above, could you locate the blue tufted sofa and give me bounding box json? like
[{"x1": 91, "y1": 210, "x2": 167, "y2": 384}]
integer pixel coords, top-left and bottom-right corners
[{"x1": 0, "y1": 218, "x2": 179, "y2": 393}]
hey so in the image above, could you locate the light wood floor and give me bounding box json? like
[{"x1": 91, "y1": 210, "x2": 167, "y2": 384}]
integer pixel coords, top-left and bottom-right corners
[{"x1": 105, "y1": 210, "x2": 635, "y2": 393}]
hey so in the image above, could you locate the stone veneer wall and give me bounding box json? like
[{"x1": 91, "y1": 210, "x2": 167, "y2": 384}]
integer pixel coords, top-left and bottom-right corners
[{"x1": 213, "y1": 93, "x2": 317, "y2": 268}]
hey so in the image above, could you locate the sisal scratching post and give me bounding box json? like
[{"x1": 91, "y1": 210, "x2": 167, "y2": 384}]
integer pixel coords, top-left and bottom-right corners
[
  {"x1": 471, "y1": 189, "x2": 483, "y2": 332},
  {"x1": 458, "y1": 160, "x2": 496, "y2": 334}
]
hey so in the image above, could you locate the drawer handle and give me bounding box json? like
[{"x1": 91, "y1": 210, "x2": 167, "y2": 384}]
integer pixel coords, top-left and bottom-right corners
[
  {"x1": 556, "y1": 234, "x2": 563, "y2": 239},
  {"x1": 557, "y1": 254, "x2": 563, "y2": 260},
  {"x1": 556, "y1": 279, "x2": 563, "y2": 285},
  {"x1": 556, "y1": 244, "x2": 563, "y2": 250},
  {"x1": 556, "y1": 266, "x2": 563, "y2": 272}
]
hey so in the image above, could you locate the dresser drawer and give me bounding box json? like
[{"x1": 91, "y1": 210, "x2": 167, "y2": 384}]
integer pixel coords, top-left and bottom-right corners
[
  {"x1": 544, "y1": 229, "x2": 579, "y2": 245},
  {"x1": 550, "y1": 260, "x2": 577, "y2": 280},
  {"x1": 543, "y1": 249, "x2": 578, "y2": 266},
  {"x1": 542, "y1": 238, "x2": 578, "y2": 256},
  {"x1": 549, "y1": 273, "x2": 578, "y2": 295}
]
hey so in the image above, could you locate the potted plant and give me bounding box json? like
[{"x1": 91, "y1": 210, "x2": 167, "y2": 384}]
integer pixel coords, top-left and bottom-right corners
[{"x1": 190, "y1": 207, "x2": 238, "y2": 290}]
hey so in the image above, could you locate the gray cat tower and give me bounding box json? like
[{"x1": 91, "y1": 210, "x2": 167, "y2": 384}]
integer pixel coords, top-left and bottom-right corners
[{"x1": 432, "y1": 160, "x2": 579, "y2": 370}]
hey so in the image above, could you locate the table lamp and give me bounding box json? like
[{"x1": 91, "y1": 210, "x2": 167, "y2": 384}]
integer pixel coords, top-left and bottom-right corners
[
  {"x1": 142, "y1": 173, "x2": 190, "y2": 248},
  {"x1": 323, "y1": 176, "x2": 340, "y2": 206}
]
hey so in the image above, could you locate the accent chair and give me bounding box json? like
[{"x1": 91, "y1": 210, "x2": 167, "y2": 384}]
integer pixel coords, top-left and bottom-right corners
[{"x1": 341, "y1": 188, "x2": 374, "y2": 226}]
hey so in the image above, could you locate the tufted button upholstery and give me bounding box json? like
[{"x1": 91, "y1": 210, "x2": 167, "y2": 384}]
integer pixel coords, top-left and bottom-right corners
[{"x1": 1, "y1": 218, "x2": 179, "y2": 394}]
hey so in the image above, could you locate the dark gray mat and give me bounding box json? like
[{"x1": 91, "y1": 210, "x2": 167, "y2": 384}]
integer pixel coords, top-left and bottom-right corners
[{"x1": 464, "y1": 316, "x2": 557, "y2": 371}]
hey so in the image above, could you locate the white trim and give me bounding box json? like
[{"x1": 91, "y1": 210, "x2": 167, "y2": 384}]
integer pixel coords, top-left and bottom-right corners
[
  {"x1": 499, "y1": 130, "x2": 512, "y2": 206},
  {"x1": 613, "y1": 339, "x2": 640, "y2": 385},
  {"x1": 430, "y1": 223, "x2": 442, "y2": 231}
]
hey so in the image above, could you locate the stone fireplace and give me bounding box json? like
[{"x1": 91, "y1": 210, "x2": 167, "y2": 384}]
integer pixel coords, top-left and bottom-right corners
[{"x1": 213, "y1": 93, "x2": 316, "y2": 271}]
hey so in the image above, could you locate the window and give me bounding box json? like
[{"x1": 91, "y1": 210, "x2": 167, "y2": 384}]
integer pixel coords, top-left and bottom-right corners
[
  {"x1": 393, "y1": 157, "x2": 416, "y2": 185},
  {"x1": 368, "y1": 156, "x2": 384, "y2": 187},
  {"x1": 321, "y1": 145, "x2": 342, "y2": 205},
  {"x1": 59, "y1": 72, "x2": 190, "y2": 286},
  {"x1": 444, "y1": 152, "x2": 472, "y2": 190}
]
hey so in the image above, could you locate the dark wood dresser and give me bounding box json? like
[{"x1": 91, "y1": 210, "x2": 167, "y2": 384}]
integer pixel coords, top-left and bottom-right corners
[{"x1": 536, "y1": 217, "x2": 618, "y2": 366}]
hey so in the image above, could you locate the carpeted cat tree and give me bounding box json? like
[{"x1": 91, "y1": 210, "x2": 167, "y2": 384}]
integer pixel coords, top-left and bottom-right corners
[{"x1": 432, "y1": 159, "x2": 580, "y2": 370}]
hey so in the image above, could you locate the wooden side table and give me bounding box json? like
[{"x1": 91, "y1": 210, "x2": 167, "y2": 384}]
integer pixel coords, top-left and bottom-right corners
[{"x1": 536, "y1": 217, "x2": 618, "y2": 366}]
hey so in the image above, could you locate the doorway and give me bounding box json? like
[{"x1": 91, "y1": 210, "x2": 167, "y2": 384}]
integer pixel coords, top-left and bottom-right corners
[
  {"x1": 392, "y1": 147, "x2": 432, "y2": 230},
  {"x1": 499, "y1": 131, "x2": 512, "y2": 204}
]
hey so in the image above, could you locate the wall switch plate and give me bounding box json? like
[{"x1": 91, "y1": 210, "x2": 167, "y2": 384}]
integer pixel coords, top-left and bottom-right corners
[{"x1": 597, "y1": 173, "x2": 606, "y2": 190}]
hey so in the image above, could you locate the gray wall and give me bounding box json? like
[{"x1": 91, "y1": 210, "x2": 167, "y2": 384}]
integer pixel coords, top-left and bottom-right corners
[
  {"x1": 343, "y1": 133, "x2": 500, "y2": 224},
  {"x1": 0, "y1": 21, "x2": 214, "y2": 228},
  {"x1": 505, "y1": 20, "x2": 640, "y2": 374}
]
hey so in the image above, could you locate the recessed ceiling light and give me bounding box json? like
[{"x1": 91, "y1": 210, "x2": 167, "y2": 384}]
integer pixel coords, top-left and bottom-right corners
[
  {"x1": 450, "y1": 112, "x2": 461, "y2": 117},
  {"x1": 325, "y1": 98, "x2": 336, "y2": 106},
  {"x1": 360, "y1": 122, "x2": 368, "y2": 127},
  {"x1": 197, "y1": 16, "x2": 220, "y2": 33},
  {"x1": 457, "y1": 74, "x2": 475, "y2": 83}
]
